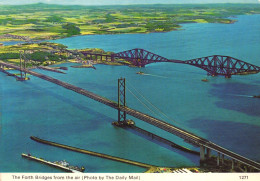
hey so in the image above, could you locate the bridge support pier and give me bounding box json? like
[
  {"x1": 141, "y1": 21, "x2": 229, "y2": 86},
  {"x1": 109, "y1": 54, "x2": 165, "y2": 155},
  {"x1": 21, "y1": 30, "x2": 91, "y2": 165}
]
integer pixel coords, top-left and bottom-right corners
[
  {"x1": 225, "y1": 74, "x2": 231, "y2": 79},
  {"x1": 217, "y1": 152, "x2": 220, "y2": 166},
  {"x1": 200, "y1": 145, "x2": 205, "y2": 162},
  {"x1": 249, "y1": 167, "x2": 254, "y2": 172},
  {"x1": 206, "y1": 148, "x2": 211, "y2": 158},
  {"x1": 222, "y1": 154, "x2": 225, "y2": 165},
  {"x1": 231, "y1": 159, "x2": 235, "y2": 170},
  {"x1": 111, "y1": 55, "x2": 114, "y2": 62}
]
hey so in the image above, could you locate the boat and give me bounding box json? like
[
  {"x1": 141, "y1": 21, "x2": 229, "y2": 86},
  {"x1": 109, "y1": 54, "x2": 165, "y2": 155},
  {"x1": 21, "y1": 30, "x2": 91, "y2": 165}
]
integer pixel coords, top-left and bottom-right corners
[
  {"x1": 136, "y1": 71, "x2": 144, "y2": 75},
  {"x1": 201, "y1": 78, "x2": 209, "y2": 82},
  {"x1": 253, "y1": 95, "x2": 260, "y2": 98},
  {"x1": 21, "y1": 153, "x2": 85, "y2": 173}
]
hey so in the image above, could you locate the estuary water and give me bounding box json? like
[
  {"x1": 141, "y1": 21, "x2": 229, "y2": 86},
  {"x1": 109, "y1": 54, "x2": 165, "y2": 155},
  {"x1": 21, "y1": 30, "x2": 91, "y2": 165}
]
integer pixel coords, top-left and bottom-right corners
[{"x1": 0, "y1": 15, "x2": 260, "y2": 173}]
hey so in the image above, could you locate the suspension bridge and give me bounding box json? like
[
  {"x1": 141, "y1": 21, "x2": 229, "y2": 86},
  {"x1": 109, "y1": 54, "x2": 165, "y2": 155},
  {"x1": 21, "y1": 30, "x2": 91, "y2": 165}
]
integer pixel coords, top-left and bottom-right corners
[
  {"x1": 81, "y1": 48, "x2": 260, "y2": 78},
  {"x1": 1, "y1": 57, "x2": 260, "y2": 171}
]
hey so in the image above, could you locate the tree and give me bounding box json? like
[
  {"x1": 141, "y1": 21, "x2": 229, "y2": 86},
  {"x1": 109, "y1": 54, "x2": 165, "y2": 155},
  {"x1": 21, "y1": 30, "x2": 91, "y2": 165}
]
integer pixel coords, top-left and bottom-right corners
[{"x1": 62, "y1": 23, "x2": 81, "y2": 37}]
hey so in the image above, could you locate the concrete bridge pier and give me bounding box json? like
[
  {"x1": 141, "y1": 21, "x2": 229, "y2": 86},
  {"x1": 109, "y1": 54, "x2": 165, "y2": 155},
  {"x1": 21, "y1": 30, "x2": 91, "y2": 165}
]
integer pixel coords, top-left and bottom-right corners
[
  {"x1": 206, "y1": 148, "x2": 211, "y2": 158},
  {"x1": 200, "y1": 146, "x2": 212, "y2": 163},
  {"x1": 217, "y1": 152, "x2": 220, "y2": 166},
  {"x1": 222, "y1": 154, "x2": 225, "y2": 165},
  {"x1": 249, "y1": 167, "x2": 254, "y2": 172},
  {"x1": 231, "y1": 159, "x2": 235, "y2": 170},
  {"x1": 225, "y1": 74, "x2": 232, "y2": 78},
  {"x1": 200, "y1": 145, "x2": 205, "y2": 162}
]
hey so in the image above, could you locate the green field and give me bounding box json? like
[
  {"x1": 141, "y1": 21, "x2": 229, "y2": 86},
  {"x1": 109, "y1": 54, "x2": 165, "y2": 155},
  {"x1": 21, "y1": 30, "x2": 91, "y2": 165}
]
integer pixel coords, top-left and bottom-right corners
[
  {"x1": 0, "y1": 42, "x2": 119, "y2": 67},
  {"x1": 0, "y1": 3, "x2": 260, "y2": 41}
]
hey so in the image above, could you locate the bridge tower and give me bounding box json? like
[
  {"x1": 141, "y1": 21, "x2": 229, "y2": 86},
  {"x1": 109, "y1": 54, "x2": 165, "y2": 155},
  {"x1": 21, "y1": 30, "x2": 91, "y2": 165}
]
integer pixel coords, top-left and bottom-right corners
[
  {"x1": 18, "y1": 51, "x2": 29, "y2": 81},
  {"x1": 113, "y1": 77, "x2": 135, "y2": 127},
  {"x1": 118, "y1": 78, "x2": 127, "y2": 125}
]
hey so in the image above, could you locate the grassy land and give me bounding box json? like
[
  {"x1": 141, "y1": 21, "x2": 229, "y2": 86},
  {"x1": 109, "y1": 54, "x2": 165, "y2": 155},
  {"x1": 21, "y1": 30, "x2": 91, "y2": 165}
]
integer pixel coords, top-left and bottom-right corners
[
  {"x1": 0, "y1": 42, "x2": 123, "y2": 67},
  {"x1": 0, "y1": 3, "x2": 259, "y2": 41}
]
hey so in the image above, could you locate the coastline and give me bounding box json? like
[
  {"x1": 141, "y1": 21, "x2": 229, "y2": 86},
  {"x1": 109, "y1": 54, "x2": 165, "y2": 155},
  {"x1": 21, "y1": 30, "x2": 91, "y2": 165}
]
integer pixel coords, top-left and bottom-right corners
[{"x1": 0, "y1": 17, "x2": 240, "y2": 43}]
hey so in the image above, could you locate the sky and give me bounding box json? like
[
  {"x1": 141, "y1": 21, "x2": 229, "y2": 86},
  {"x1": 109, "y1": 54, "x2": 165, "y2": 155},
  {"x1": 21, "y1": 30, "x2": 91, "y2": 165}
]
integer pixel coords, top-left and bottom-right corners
[{"x1": 0, "y1": 0, "x2": 259, "y2": 5}]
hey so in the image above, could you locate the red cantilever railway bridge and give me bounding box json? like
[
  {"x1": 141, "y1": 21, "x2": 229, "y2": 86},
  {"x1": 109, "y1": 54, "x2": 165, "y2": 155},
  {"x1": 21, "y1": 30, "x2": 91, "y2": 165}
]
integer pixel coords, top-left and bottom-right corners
[
  {"x1": 1, "y1": 60, "x2": 260, "y2": 171},
  {"x1": 81, "y1": 48, "x2": 260, "y2": 78}
]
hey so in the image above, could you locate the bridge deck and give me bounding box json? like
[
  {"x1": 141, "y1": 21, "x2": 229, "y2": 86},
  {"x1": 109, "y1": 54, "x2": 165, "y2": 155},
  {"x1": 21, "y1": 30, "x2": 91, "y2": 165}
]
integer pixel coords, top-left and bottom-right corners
[{"x1": 1, "y1": 60, "x2": 260, "y2": 170}]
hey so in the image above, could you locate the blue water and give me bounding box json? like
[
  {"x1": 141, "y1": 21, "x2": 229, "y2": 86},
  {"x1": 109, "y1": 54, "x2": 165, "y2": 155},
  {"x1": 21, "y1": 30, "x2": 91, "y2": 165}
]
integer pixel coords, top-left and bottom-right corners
[
  {"x1": 0, "y1": 41, "x2": 25, "y2": 46},
  {"x1": 1, "y1": 14, "x2": 260, "y2": 173}
]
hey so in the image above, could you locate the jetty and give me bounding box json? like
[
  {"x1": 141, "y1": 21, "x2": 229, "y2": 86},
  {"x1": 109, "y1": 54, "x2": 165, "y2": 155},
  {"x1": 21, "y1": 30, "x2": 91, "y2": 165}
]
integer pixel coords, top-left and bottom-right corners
[
  {"x1": 127, "y1": 125, "x2": 200, "y2": 155},
  {"x1": 30, "y1": 136, "x2": 155, "y2": 169},
  {"x1": 37, "y1": 66, "x2": 66, "y2": 74}
]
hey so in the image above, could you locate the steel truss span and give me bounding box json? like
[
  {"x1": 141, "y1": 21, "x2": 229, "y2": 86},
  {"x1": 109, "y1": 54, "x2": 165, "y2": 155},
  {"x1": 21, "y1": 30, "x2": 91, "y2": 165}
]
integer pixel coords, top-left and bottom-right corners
[
  {"x1": 82, "y1": 48, "x2": 260, "y2": 77},
  {"x1": 183, "y1": 55, "x2": 260, "y2": 78},
  {"x1": 113, "y1": 48, "x2": 177, "y2": 67}
]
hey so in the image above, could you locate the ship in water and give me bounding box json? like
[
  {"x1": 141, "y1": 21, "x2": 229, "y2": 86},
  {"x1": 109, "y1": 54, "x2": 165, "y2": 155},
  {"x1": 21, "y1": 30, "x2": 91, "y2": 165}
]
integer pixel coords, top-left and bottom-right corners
[
  {"x1": 21, "y1": 153, "x2": 85, "y2": 173},
  {"x1": 201, "y1": 78, "x2": 209, "y2": 82},
  {"x1": 136, "y1": 71, "x2": 144, "y2": 75},
  {"x1": 253, "y1": 95, "x2": 260, "y2": 98}
]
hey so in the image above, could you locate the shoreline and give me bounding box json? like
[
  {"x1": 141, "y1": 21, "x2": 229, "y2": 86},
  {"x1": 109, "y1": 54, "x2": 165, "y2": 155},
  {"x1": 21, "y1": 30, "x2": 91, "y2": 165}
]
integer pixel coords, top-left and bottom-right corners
[{"x1": 0, "y1": 17, "x2": 242, "y2": 43}]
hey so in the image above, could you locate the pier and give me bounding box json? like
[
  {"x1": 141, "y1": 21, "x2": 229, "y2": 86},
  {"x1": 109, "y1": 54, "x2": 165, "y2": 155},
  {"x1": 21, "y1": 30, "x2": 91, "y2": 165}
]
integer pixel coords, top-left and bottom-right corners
[
  {"x1": 30, "y1": 136, "x2": 155, "y2": 169},
  {"x1": 125, "y1": 124, "x2": 200, "y2": 155},
  {"x1": 37, "y1": 66, "x2": 66, "y2": 74},
  {"x1": 1, "y1": 60, "x2": 260, "y2": 171}
]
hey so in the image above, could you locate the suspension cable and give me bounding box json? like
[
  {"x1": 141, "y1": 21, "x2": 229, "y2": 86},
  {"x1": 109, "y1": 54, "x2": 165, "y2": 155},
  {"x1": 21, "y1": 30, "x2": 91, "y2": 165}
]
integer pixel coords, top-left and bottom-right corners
[
  {"x1": 127, "y1": 81, "x2": 175, "y2": 121},
  {"x1": 125, "y1": 86, "x2": 166, "y2": 121},
  {"x1": 126, "y1": 80, "x2": 186, "y2": 128}
]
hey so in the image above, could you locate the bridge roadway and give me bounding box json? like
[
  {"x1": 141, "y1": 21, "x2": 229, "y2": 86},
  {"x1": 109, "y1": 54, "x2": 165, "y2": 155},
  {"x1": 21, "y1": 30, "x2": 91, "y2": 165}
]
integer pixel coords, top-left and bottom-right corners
[{"x1": 1, "y1": 60, "x2": 260, "y2": 170}]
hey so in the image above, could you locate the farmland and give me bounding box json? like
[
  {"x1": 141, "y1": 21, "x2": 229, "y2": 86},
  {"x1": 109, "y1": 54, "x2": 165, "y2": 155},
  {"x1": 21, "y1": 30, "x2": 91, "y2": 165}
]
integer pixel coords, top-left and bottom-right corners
[{"x1": 0, "y1": 3, "x2": 260, "y2": 41}]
